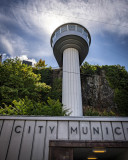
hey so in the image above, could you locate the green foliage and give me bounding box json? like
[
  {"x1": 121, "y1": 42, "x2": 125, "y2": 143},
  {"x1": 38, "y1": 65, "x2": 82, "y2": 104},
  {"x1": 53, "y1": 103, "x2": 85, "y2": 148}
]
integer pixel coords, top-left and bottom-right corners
[
  {"x1": 33, "y1": 68, "x2": 62, "y2": 102},
  {"x1": 0, "y1": 86, "x2": 18, "y2": 104},
  {"x1": 84, "y1": 107, "x2": 100, "y2": 116},
  {"x1": 49, "y1": 78, "x2": 62, "y2": 101},
  {"x1": 33, "y1": 67, "x2": 52, "y2": 85},
  {"x1": 42, "y1": 97, "x2": 69, "y2": 116},
  {"x1": 0, "y1": 58, "x2": 51, "y2": 106},
  {"x1": 81, "y1": 62, "x2": 101, "y2": 76},
  {"x1": 114, "y1": 89, "x2": 128, "y2": 115},
  {"x1": 0, "y1": 58, "x2": 67, "y2": 116},
  {"x1": 102, "y1": 65, "x2": 128, "y2": 89},
  {"x1": 102, "y1": 65, "x2": 128, "y2": 115},
  {"x1": 34, "y1": 59, "x2": 47, "y2": 68},
  {"x1": 0, "y1": 97, "x2": 69, "y2": 116},
  {"x1": 3, "y1": 58, "x2": 127, "y2": 116},
  {"x1": 33, "y1": 59, "x2": 52, "y2": 85},
  {"x1": 84, "y1": 107, "x2": 116, "y2": 116}
]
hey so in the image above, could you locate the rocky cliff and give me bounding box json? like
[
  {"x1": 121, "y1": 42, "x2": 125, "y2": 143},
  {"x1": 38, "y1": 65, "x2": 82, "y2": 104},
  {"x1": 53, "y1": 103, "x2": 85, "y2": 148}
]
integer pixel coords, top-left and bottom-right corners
[{"x1": 81, "y1": 70, "x2": 116, "y2": 113}]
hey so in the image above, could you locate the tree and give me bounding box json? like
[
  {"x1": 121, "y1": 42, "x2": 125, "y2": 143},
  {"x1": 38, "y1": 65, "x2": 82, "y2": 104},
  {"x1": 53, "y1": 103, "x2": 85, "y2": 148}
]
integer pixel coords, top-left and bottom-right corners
[
  {"x1": 0, "y1": 58, "x2": 51, "y2": 106},
  {"x1": 35, "y1": 59, "x2": 47, "y2": 68}
]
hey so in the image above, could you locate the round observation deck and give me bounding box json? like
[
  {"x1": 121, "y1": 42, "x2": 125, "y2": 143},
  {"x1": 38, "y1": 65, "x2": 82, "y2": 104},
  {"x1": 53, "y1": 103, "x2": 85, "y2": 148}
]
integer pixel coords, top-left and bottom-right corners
[{"x1": 51, "y1": 23, "x2": 91, "y2": 67}]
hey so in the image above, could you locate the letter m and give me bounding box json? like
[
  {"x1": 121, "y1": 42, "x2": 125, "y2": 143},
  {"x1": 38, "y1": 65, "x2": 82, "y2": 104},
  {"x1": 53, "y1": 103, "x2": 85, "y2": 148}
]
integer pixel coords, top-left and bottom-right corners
[{"x1": 71, "y1": 127, "x2": 77, "y2": 134}]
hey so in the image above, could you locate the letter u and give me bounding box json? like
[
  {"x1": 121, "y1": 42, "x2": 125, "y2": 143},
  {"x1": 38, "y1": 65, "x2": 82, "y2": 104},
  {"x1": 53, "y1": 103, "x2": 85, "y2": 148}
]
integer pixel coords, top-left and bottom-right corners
[{"x1": 82, "y1": 127, "x2": 88, "y2": 134}]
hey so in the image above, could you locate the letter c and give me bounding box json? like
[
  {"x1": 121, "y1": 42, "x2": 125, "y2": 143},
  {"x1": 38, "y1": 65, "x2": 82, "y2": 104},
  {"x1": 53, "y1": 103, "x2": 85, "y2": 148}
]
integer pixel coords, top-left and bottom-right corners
[
  {"x1": 115, "y1": 127, "x2": 121, "y2": 135},
  {"x1": 15, "y1": 126, "x2": 22, "y2": 133}
]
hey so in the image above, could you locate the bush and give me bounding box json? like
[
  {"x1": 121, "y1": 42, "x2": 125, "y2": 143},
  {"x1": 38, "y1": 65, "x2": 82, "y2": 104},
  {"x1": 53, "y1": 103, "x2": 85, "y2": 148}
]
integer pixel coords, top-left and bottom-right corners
[
  {"x1": 84, "y1": 106, "x2": 116, "y2": 116},
  {"x1": 102, "y1": 65, "x2": 128, "y2": 115},
  {"x1": 81, "y1": 62, "x2": 101, "y2": 76},
  {"x1": 48, "y1": 78, "x2": 62, "y2": 101},
  {"x1": 84, "y1": 107, "x2": 100, "y2": 116},
  {"x1": 33, "y1": 67, "x2": 52, "y2": 85},
  {"x1": 0, "y1": 97, "x2": 69, "y2": 116},
  {"x1": 114, "y1": 89, "x2": 128, "y2": 115}
]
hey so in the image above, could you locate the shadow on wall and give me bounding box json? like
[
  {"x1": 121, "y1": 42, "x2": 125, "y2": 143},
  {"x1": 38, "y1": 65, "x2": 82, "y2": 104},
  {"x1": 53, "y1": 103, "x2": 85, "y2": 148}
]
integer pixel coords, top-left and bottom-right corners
[{"x1": 117, "y1": 152, "x2": 128, "y2": 160}]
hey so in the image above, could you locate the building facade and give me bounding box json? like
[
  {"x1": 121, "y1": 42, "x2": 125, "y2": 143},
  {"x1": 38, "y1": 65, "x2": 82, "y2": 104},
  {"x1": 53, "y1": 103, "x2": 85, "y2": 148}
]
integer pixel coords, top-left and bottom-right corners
[{"x1": 0, "y1": 116, "x2": 128, "y2": 160}]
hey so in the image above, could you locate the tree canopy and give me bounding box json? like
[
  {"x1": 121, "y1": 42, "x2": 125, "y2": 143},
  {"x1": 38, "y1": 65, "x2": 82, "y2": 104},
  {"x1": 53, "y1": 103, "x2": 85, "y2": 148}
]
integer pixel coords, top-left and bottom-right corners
[
  {"x1": 34, "y1": 59, "x2": 47, "y2": 68},
  {"x1": 0, "y1": 58, "x2": 67, "y2": 116}
]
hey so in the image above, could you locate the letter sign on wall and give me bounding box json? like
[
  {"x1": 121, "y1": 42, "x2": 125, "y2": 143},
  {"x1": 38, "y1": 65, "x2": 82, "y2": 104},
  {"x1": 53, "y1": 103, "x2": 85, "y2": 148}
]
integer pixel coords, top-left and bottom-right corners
[{"x1": 0, "y1": 116, "x2": 128, "y2": 160}]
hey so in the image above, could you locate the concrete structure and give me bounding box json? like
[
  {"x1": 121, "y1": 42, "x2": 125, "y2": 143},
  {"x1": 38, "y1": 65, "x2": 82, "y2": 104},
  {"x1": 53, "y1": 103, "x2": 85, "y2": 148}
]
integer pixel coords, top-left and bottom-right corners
[
  {"x1": 22, "y1": 60, "x2": 32, "y2": 66},
  {"x1": 0, "y1": 116, "x2": 128, "y2": 160},
  {"x1": 51, "y1": 23, "x2": 91, "y2": 116}
]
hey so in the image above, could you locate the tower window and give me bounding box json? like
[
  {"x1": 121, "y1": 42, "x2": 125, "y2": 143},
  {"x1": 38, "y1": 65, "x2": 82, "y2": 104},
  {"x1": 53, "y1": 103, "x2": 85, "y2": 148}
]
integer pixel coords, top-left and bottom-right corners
[
  {"x1": 52, "y1": 33, "x2": 56, "y2": 42},
  {"x1": 83, "y1": 30, "x2": 88, "y2": 37},
  {"x1": 61, "y1": 25, "x2": 67, "y2": 32},
  {"x1": 77, "y1": 26, "x2": 83, "y2": 33},
  {"x1": 56, "y1": 29, "x2": 60, "y2": 37},
  {"x1": 68, "y1": 24, "x2": 75, "y2": 31}
]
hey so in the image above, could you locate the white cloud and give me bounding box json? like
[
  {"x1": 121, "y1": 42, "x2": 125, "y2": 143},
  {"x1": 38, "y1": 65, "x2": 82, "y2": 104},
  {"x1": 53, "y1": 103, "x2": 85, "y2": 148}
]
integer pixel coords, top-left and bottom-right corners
[
  {"x1": 18, "y1": 55, "x2": 28, "y2": 61},
  {"x1": 15, "y1": 0, "x2": 128, "y2": 36},
  {"x1": 0, "y1": 36, "x2": 14, "y2": 55},
  {"x1": 0, "y1": 22, "x2": 27, "y2": 56},
  {"x1": 16, "y1": 0, "x2": 128, "y2": 36},
  {"x1": 1, "y1": 0, "x2": 128, "y2": 37},
  {"x1": 18, "y1": 55, "x2": 37, "y2": 65}
]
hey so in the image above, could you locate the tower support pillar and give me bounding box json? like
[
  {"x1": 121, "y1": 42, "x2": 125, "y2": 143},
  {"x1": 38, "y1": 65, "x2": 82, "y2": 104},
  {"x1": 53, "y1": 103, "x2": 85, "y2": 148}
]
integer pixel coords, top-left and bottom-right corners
[{"x1": 62, "y1": 48, "x2": 83, "y2": 116}]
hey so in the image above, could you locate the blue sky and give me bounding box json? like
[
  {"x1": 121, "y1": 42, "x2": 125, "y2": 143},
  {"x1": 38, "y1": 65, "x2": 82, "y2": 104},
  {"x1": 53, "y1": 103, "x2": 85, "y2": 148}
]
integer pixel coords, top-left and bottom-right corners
[{"x1": 0, "y1": 0, "x2": 128, "y2": 70}]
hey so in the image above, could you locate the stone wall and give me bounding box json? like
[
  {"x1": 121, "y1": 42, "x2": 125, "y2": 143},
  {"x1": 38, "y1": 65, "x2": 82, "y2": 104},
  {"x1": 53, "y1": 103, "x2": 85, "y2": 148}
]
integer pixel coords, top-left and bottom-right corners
[
  {"x1": 52, "y1": 68, "x2": 62, "y2": 80},
  {"x1": 81, "y1": 70, "x2": 116, "y2": 111}
]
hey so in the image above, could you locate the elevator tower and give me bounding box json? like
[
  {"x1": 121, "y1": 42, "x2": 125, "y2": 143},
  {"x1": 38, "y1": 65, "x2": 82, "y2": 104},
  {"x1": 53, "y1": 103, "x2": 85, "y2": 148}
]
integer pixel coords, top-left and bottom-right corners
[{"x1": 51, "y1": 23, "x2": 91, "y2": 116}]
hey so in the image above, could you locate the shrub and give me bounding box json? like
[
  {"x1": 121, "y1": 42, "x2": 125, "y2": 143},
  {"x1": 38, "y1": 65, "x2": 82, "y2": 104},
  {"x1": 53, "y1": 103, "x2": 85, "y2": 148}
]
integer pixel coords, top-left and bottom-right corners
[
  {"x1": 0, "y1": 97, "x2": 69, "y2": 116},
  {"x1": 48, "y1": 78, "x2": 62, "y2": 101},
  {"x1": 84, "y1": 106, "x2": 116, "y2": 116}
]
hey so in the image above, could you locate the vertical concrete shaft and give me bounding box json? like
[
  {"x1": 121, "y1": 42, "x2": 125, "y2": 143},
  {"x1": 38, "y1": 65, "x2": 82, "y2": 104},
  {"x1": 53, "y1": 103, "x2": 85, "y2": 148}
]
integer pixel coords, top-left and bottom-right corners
[{"x1": 62, "y1": 48, "x2": 83, "y2": 116}]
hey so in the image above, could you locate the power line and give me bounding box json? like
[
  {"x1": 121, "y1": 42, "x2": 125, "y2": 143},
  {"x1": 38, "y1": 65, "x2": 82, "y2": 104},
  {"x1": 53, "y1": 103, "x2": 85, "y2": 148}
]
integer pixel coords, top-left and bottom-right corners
[{"x1": 51, "y1": 68, "x2": 128, "y2": 78}]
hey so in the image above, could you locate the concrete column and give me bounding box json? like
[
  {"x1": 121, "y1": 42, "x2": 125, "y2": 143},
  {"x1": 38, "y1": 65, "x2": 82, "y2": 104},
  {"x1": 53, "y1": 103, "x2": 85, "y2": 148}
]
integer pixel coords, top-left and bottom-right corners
[{"x1": 62, "y1": 48, "x2": 83, "y2": 116}]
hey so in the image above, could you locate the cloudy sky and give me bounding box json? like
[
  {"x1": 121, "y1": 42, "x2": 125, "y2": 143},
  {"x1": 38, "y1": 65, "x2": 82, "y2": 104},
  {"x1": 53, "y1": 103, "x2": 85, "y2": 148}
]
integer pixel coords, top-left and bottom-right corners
[{"x1": 0, "y1": 0, "x2": 128, "y2": 70}]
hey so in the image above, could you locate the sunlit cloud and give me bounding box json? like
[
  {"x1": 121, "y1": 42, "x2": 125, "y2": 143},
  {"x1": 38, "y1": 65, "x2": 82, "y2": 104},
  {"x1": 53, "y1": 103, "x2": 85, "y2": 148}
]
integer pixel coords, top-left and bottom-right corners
[{"x1": 9, "y1": 0, "x2": 128, "y2": 35}]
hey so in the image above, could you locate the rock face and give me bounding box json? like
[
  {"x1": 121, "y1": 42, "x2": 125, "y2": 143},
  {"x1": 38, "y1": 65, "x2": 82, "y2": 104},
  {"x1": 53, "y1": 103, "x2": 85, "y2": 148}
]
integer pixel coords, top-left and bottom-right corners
[
  {"x1": 81, "y1": 70, "x2": 116, "y2": 110},
  {"x1": 52, "y1": 69, "x2": 62, "y2": 80},
  {"x1": 52, "y1": 69, "x2": 116, "y2": 111}
]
